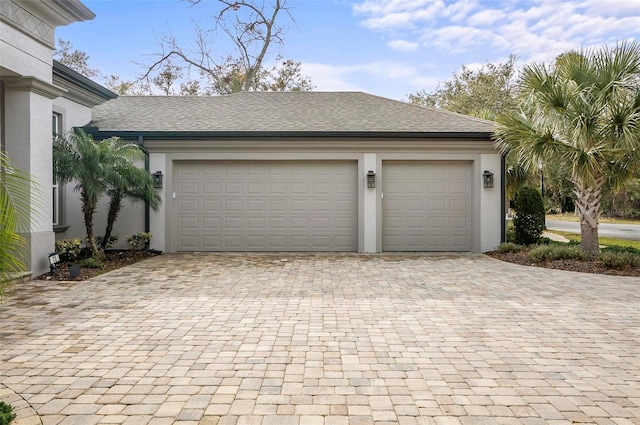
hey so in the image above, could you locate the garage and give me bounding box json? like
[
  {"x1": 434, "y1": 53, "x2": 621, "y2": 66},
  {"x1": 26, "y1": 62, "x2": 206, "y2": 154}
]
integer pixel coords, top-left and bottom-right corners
[
  {"x1": 174, "y1": 160, "x2": 358, "y2": 251},
  {"x1": 85, "y1": 92, "x2": 502, "y2": 253},
  {"x1": 382, "y1": 161, "x2": 472, "y2": 251}
]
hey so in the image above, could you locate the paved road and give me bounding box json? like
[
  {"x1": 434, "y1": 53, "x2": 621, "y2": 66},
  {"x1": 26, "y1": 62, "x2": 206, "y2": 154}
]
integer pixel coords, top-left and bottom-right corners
[
  {"x1": 1, "y1": 253, "x2": 639, "y2": 424},
  {"x1": 546, "y1": 218, "x2": 640, "y2": 241}
]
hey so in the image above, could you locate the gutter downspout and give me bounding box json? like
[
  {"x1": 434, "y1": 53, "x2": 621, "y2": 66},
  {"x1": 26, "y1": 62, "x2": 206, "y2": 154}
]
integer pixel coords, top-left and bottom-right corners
[
  {"x1": 138, "y1": 136, "x2": 151, "y2": 237},
  {"x1": 501, "y1": 152, "x2": 507, "y2": 243}
]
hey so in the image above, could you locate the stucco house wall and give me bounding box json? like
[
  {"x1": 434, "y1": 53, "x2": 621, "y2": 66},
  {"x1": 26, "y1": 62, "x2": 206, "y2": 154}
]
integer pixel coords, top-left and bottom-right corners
[
  {"x1": 0, "y1": 0, "x2": 95, "y2": 277},
  {"x1": 49, "y1": 61, "x2": 132, "y2": 248}
]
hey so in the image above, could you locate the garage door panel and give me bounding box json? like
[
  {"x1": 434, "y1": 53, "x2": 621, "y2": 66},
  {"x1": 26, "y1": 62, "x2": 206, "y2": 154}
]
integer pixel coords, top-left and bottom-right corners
[
  {"x1": 450, "y1": 182, "x2": 468, "y2": 194},
  {"x1": 203, "y1": 217, "x2": 220, "y2": 229},
  {"x1": 428, "y1": 200, "x2": 446, "y2": 212},
  {"x1": 383, "y1": 161, "x2": 471, "y2": 252},
  {"x1": 180, "y1": 217, "x2": 198, "y2": 229},
  {"x1": 450, "y1": 217, "x2": 468, "y2": 229},
  {"x1": 450, "y1": 199, "x2": 469, "y2": 212},
  {"x1": 175, "y1": 161, "x2": 357, "y2": 251},
  {"x1": 428, "y1": 183, "x2": 446, "y2": 195},
  {"x1": 224, "y1": 217, "x2": 241, "y2": 229}
]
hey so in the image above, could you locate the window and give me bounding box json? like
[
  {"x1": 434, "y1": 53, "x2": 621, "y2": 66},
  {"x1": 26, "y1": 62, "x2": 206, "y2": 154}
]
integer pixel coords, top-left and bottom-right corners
[
  {"x1": 52, "y1": 184, "x2": 59, "y2": 225},
  {"x1": 52, "y1": 112, "x2": 63, "y2": 228},
  {"x1": 52, "y1": 113, "x2": 61, "y2": 137}
]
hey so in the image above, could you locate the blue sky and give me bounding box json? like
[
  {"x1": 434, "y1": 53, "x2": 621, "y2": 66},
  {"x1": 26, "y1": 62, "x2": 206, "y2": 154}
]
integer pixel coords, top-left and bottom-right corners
[{"x1": 57, "y1": 0, "x2": 640, "y2": 101}]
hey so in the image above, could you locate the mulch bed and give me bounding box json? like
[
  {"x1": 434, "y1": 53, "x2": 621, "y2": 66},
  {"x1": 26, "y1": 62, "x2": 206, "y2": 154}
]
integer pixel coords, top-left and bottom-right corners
[
  {"x1": 40, "y1": 250, "x2": 161, "y2": 281},
  {"x1": 39, "y1": 249, "x2": 639, "y2": 281},
  {"x1": 487, "y1": 251, "x2": 640, "y2": 277}
]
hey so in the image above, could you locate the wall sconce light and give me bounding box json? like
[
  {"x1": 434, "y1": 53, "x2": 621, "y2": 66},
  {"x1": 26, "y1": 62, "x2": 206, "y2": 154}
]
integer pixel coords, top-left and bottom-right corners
[
  {"x1": 367, "y1": 170, "x2": 376, "y2": 189},
  {"x1": 152, "y1": 171, "x2": 164, "y2": 189},
  {"x1": 483, "y1": 170, "x2": 494, "y2": 189}
]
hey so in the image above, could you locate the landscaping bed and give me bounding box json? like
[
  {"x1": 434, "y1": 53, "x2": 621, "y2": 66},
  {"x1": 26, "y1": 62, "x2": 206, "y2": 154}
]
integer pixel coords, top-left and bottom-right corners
[
  {"x1": 40, "y1": 249, "x2": 161, "y2": 281},
  {"x1": 487, "y1": 245, "x2": 640, "y2": 277}
]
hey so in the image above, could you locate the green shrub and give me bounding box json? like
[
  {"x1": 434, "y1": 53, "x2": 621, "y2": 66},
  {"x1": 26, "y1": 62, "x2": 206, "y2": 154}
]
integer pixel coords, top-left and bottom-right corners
[
  {"x1": 601, "y1": 245, "x2": 640, "y2": 255},
  {"x1": 126, "y1": 232, "x2": 152, "y2": 250},
  {"x1": 538, "y1": 237, "x2": 552, "y2": 245},
  {"x1": 54, "y1": 238, "x2": 83, "y2": 262},
  {"x1": 527, "y1": 245, "x2": 585, "y2": 263},
  {"x1": 506, "y1": 220, "x2": 516, "y2": 243},
  {"x1": 0, "y1": 401, "x2": 16, "y2": 425},
  {"x1": 79, "y1": 257, "x2": 103, "y2": 269},
  {"x1": 497, "y1": 242, "x2": 526, "y2": 253},
  {"x1": 94, "y1": 234, "x2": 119, "y2": 249},
  {"x1": 599, "y1": 252, "x2": 640, "y2": 269},
  {"x1": 513, "y1": 185, "x2": 545, "y2": 245}
]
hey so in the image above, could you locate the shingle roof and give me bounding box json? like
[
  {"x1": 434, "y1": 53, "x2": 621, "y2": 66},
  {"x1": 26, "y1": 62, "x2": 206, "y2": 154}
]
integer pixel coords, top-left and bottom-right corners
[{"x1": 87, "y1": 91, "x2": 494, "y2": 134}]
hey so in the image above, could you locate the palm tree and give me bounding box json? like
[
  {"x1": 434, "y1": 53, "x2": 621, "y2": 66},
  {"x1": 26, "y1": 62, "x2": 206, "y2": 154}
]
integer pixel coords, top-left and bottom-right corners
[
  {"x1": 495, "y1": 41, "x2": 640, "y2": 254},
  {"x1": 53, "y1": 129, "x2": 148, "y2": 259},
  {"x1": 0, "y1": 152, "x2": 35, "y2": 299},
  {"x1": 102, "y1": 165, "x2": 161, "y2": 250}
]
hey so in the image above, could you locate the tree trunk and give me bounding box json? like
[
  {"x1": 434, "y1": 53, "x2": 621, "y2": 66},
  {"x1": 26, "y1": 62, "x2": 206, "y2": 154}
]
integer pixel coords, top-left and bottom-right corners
[
  {"x1": 102, "y1": 194, "x2": 123, "y2": 250},
  {"x1": 81, "y1": 191, "x2": 103, "y2": 259},
  {"x1": 572, "y1": 175, "x2": 605, "y2": 255}
]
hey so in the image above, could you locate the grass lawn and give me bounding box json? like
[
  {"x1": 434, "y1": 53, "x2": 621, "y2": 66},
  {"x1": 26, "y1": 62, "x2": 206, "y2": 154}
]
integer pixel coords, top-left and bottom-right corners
[
  {"x1": 545, "y1": 230, "x2": 640, "y2": 250},
  {"x1": 547, "y1": 213, "x2": 640, "y2": 225}
]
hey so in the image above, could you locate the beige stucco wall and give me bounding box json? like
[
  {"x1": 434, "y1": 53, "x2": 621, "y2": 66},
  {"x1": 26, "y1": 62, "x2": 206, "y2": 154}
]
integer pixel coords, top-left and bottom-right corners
[
  {"x1": 0, "y1": 21, "x2": 52, "y2": 81},
  {"x1": 0, "y1": 0, "x2": 94, "y2": 277},
  {"x1": 146, "y1": 139, "x2": 502, "y2": 254}
]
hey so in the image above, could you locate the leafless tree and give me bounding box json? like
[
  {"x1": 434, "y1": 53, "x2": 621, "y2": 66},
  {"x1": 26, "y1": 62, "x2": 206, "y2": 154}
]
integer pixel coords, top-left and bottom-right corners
[{"x1": 140, "y1": 0, "x2": 308, "y2": 94}]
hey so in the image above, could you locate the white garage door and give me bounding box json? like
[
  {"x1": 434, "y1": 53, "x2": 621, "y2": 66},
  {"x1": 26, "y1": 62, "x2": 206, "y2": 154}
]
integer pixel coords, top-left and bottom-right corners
[
  {"x1": 174, "y1": 161, "x2": 358, "y2": 251},
  {"x1": 383, "y1": 161, "x2": 472, "y2": 251}
]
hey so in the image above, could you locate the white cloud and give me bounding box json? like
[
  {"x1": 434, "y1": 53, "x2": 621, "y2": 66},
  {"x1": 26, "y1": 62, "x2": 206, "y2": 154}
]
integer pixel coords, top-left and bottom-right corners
[
  {"x1": 467, "y1": 9, "x2": 506, "y2": 26},
  {"x1": 354, "y1": 0, "x2": 446, "y2": 29},
  {"x1": 351, "y1": 0, "x2": 640, "y2": 65},
  {"x1": 584, "y1": 0, "x2": 640, "y2": 17},
  {"x1": 387, "y1": 39, "x2": 420, "y2": 51},
  {"x1": 300, "y1": 63, "x2": 364, "y2": 92},
  {"x1": 300, "y1": 61, "x2": 438, "y2": 94}
]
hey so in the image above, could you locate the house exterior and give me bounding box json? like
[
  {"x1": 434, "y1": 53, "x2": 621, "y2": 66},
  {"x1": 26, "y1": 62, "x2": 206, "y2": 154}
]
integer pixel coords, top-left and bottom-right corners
[
  {"x1": 76, "y1": 93, "x2": 503, "y2": 254},
  {"x1": 2, "y1": 0, "x2": 503, "y2": 279},
  {"x1": 0, "y1": 0, "x2": 96, "y2": 277}
]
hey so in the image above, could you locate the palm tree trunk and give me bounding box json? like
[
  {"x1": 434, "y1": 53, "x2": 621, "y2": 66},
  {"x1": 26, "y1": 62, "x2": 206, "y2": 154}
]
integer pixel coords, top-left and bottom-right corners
[
  {"x1": 102, "y1": 193, "x2": 123, "y2": 250},
  {"x1": 81, "y1": 191, "x2": 102, "y2": 259},
  {"x1": 572, "y1": 175, "x2": 605, "y2": 255}
]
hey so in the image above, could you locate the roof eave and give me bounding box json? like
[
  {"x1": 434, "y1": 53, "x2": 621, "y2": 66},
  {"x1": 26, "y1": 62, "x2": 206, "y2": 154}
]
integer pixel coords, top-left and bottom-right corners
[
  {"x1": 53, "y1": 60, "x2": 117, "y2": 105},
  {"x1": 82, "y1": 128, "x2": 494, "y2": 141}
]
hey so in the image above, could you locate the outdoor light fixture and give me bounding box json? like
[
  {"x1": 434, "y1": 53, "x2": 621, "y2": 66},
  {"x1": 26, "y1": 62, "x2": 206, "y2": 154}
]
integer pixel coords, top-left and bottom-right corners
[
  {"x1": 483, "y1": 170, "x2": 494, "y2": 188},
  {"x1": 48, "y1": 253, "x2": 60, "y2": 274},
  {"x1": 367, "y1": 170, "x2": 376, "y2": 189},
  {"x1": 152, "y1": 171, "x2": 164, "y2": 189}
]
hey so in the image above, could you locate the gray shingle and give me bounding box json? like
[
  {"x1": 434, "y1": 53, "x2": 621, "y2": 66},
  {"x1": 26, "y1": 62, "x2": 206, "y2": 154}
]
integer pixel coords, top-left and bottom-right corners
[{"x1": 88, "y1": 91, "x2": 495, "y2": 133}]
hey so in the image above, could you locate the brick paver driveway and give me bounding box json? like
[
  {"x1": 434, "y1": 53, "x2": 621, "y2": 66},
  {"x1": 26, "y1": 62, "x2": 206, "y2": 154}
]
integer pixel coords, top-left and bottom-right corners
[{"x1": 1, "y1": 253, "x2": 639, "y2": 425}]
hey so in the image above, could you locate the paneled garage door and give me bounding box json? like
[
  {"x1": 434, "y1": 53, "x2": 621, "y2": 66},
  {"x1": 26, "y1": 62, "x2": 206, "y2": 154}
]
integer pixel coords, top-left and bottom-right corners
[
  {"x1": 174, "y1": 161, "x2": 358, "y2": 251},
  {"x1": 383, "y1": 161, "x2": 472, "y2": 251}
]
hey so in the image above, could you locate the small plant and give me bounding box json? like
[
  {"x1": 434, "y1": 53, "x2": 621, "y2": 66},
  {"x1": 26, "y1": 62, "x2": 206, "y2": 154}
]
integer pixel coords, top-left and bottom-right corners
[
  {"x1": 505, "y1": 220, "x2": 516, "y2": 244},
  {"x1": 126, "y1": 232, "x2": 152, "y2": 250},
  {"x1": 497, "y1": 242, "x2": 526, "y2": 253},
  {"x1": 94, "y1": 234, "x2": 119, "y2": 249},
  {"x1": 79, "y1": 256, "x2": 103, "y2": 269},
  {"x1": 0, "y1": 401, "x2": 16, "y2": 425},
  {"x1": 513, "y1": 185, "x2": 545, "y2": 245},
  {"x1": 538, "y1": 237, "x2": 552, "y2": 245},
  {"x1": 527, "y1": 245, "x2": 585, "y2": 263},
  {"x1": 54, "y1": 238, "x2": 83, "y2": 262}
]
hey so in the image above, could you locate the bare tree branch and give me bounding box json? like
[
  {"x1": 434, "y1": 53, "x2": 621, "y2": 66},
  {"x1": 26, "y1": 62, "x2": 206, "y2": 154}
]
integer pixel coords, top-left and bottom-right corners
[{"x1": 139, "y1": 0, "x2": 301, "y2": 95}]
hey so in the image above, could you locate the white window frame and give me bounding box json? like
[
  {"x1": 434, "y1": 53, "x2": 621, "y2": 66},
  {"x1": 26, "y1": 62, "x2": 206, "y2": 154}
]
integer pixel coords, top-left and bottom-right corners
[{"x1": 52, "y1": 112, "x2": 63, "y2": 228}]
